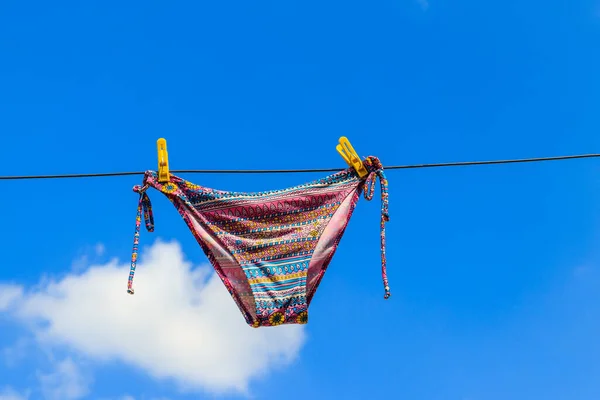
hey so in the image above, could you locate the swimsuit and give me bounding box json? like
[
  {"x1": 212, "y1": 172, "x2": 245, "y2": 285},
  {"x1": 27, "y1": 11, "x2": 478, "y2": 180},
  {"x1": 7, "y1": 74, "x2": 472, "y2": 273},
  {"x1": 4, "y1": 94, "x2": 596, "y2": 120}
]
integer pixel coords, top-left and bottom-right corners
[{"x1": 128, "y1": 156, "x2": 390, "y2": 328}]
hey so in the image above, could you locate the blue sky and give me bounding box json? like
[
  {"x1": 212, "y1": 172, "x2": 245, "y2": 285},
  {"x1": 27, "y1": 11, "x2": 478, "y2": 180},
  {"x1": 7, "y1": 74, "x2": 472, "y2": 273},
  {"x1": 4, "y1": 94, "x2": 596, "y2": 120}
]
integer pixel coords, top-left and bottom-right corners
[{"x1": 1, "y1": 0, "x2": 600, "y2": 399}]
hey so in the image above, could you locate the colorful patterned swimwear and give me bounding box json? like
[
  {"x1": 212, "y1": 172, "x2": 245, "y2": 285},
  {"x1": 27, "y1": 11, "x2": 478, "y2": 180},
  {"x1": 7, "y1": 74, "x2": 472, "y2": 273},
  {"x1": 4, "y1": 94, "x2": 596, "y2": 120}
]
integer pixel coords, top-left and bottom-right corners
[{"x1": 128, "y1": 156, "x2": 390, "y2": 328}]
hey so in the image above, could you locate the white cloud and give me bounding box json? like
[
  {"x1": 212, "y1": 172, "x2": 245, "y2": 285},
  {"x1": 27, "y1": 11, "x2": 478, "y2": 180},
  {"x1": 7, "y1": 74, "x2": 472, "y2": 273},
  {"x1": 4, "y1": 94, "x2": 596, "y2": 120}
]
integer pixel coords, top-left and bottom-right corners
[
  {"x1": 2, "y1": 240, "x2": 306, "y2": 395},
  {"x1": 0, "y1": 386, "x2": 29, "y2": 400},
  {"x1": 38, "y1": 358, "x2": 91, "y2": 400},
  {"x1": 0, "y1": 285, "x2": 23, "y2": 312}
]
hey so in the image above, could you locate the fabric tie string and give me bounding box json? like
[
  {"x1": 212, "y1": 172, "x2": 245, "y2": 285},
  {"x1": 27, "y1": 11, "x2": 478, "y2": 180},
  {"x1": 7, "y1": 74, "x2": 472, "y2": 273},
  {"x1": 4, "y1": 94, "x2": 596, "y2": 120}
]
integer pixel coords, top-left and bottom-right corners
[
  {"x1": 362, "y1": 156, "x2": 391, "y2": 299},
  {"x1": 128, "y1": 184, "x2": 154, "y2": 295}
]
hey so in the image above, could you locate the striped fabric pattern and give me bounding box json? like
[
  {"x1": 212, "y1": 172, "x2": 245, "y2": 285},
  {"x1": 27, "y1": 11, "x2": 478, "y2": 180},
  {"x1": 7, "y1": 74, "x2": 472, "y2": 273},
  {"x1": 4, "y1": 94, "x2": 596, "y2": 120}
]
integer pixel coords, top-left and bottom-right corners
[{"x1": 128, "y1": 156, "x2": 389, "y2": 328}]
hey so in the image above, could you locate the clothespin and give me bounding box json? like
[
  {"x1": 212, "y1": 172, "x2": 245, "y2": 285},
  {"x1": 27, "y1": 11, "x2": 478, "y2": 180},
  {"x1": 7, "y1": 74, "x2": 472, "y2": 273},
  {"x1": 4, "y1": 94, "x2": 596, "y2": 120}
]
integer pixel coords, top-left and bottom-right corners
[
  {"x1": 157, "y1": 138, "x2": 170, "y2": 183},
  {"x1": 336, "y1": 136, "x2": 368, "y2": 178}
]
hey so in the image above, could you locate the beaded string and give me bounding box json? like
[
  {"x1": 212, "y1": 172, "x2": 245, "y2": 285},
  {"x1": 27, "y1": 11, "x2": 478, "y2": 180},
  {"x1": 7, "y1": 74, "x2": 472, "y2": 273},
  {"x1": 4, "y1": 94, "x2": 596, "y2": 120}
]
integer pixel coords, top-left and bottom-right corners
[
  {"x1": 362, "y1": 156, "x2": 391, "y2": 299},
  {"x1": 127, "y1": 184, "x2": 154, "y2": 295}
]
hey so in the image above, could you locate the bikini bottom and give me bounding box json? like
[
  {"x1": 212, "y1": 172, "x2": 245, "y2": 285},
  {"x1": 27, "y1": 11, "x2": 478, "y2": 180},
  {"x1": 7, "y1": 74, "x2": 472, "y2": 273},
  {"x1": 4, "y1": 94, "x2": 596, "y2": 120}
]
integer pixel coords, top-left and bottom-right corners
[{"x1": 127, "y1": 156, "x2": 390, "y2": 327}]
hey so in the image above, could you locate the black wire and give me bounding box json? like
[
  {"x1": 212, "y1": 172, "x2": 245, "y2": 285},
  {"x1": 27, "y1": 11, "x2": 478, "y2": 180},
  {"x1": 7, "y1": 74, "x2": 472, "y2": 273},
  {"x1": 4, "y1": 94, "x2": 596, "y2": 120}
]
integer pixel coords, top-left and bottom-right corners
[{"x1": 0, "y1": 153, "x2": 598, "y2": 180}]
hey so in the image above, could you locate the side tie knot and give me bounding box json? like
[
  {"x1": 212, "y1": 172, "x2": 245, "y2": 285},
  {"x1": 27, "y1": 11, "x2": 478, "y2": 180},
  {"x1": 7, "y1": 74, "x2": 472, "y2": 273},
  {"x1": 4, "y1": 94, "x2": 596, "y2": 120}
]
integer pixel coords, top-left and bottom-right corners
[
  {"x1": 361, "y1": 156, "x2": 391, "y2": 300},
  {"x1": 132, "y1": 185, "x2": 154, "y2": 232},
  {"x1": 128, "y1": 184, "x2": 155, "y2": 295},
  {"x1": 133, "y1": 184, "x2": 148, "y2": 194}
]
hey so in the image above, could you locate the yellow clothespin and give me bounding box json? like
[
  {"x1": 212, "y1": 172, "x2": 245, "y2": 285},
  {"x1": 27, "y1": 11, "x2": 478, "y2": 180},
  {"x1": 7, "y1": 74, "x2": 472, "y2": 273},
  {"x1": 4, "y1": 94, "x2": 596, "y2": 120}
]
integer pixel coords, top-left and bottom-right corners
[
  {"x1": 157, "y1": 138, "x2": 170, "y2": 182},
  {"x1": 336, "y1": 136, "x2": 368, "y2": 178}
]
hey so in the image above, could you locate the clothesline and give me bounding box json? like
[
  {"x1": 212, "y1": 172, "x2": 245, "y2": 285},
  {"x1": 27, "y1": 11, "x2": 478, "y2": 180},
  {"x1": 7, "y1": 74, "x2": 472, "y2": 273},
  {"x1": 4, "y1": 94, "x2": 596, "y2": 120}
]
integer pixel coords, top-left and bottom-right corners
[{"x1": 0, "y1": 153, "x2": 599, "y2": 180}]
